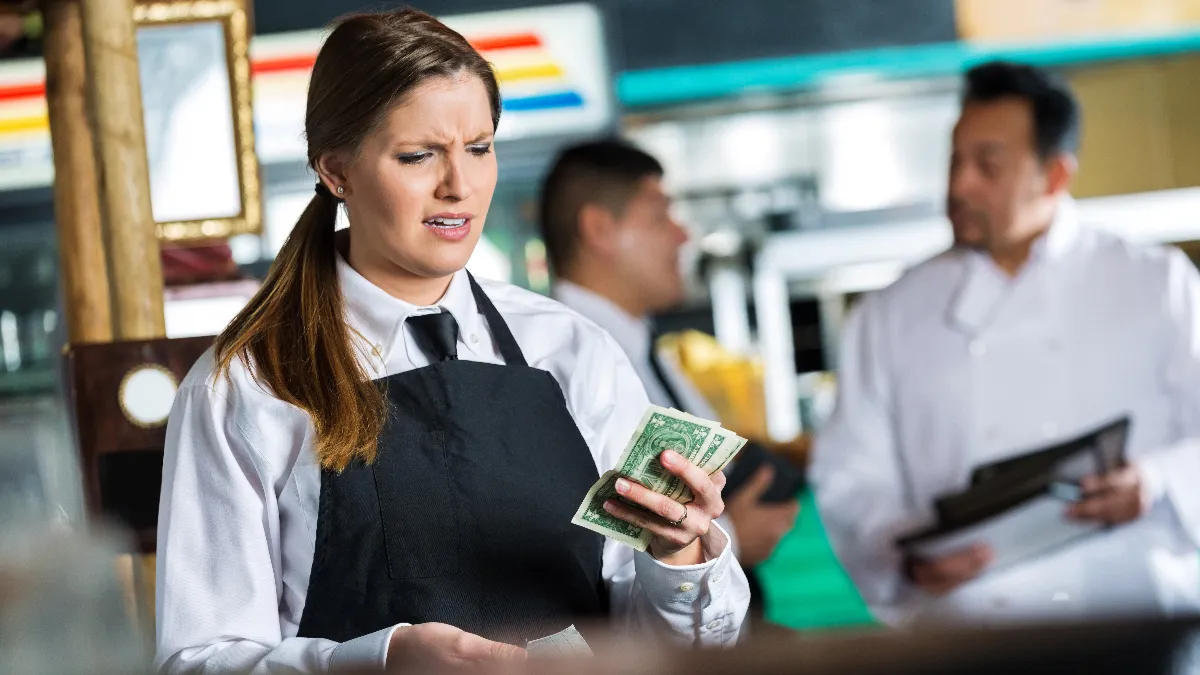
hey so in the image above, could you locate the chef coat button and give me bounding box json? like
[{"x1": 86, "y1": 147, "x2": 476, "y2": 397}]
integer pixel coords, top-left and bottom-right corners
[
  {"x1": 969, "y1": 340, "x2": 987, "y2": 358},
  {"x1": 470, "y1": 333, "x2": 479, "y2": 344},
  {"x1": 678, "y1": 582, "x2": 695, "y2": 593},
  {"x1": 706, "y1": 619, "x2": 722, "y2": 630},
  {"x1": 1042, "y1": 421, "x2": 1059, "y2": 438}
]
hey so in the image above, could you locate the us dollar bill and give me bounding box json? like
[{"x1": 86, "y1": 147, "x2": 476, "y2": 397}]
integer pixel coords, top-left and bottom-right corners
[
  {"x1": 571, "y1": 405, "x2": 745, "y2": 550},
  {"x1": 526, "y1": 624, "x2": 592, "y2": 657},
  {"x1": 673, "y1": 431, "x2": 748, "y2": 503}
]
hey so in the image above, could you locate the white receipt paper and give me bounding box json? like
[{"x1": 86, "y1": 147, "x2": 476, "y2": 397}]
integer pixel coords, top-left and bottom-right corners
[
  {"x1": 525, "y1": 624, "x2": 593, "y2": 657},
  {"x1": 907, "y1": 495, "x2": 1102, "y2": 572}
]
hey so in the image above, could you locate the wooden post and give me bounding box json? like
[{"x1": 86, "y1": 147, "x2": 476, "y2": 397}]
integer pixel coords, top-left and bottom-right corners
[
  {"x1": 76, "y1": 0, "x2": 167, "y2": 639},
  {"x1": 43, "y1": 0, "x2": 112, "y2": 344},
  {"x1": 81, "y1": 0, "x2": 165, "y2": 340}
]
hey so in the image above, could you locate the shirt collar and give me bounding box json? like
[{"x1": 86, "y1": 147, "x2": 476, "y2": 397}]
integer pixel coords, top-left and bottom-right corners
[
  {"x1": 336, "y1": 252, "x2": 485, "y2": 363},
  {"x1": 947, "y1": 195, "x2": 1079, "y2": 336},
  {"x1": 955, "y1": 194, "x2": 1081, "y2": 268},
  {"x1": 1030, "y1": 194, "x2": 1081, "y2": 263},
  {"x1": 552, "y1": 280, "x2": 652, "y2": 361}
]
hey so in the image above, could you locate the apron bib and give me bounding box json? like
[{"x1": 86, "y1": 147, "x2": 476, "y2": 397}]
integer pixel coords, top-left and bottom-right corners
[{"x1": 297, "y1": 275, "x2": 607, "y2": 645}]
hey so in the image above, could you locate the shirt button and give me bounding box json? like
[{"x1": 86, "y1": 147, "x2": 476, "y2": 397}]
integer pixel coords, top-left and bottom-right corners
[
  {"x1": 470, "y1": 333, "x2": 479, "y2": 344},
  {"x1": 969, "y1": 340, "x2": 987, "y2": 358},
  {"x1": 706, "y1": 619, "x2": 722, "y2": 630},
  {"x1": 678, "y1": 583, "x2": 695, "y2": 593},
  {"x1": 1042, "y1": 421, "x2": 1059, "y2": 438}
]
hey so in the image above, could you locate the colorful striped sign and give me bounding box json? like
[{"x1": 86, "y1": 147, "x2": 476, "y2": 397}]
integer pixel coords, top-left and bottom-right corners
[{"x1": 0, "y1": 2, "x2": 611, "y2": 187}]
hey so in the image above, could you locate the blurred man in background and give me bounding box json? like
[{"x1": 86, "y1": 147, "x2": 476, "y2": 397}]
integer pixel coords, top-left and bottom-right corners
[
  {"x1": 539, "y1": 140, "x2": 803, "y2": 616},
  {"x1": 811, "y1": 61, "x2": 1200, "y2": 626}
]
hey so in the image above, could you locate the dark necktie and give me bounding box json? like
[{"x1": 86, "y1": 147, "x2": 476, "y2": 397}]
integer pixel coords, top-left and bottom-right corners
[
  {"x1": 408, "y1": 311, "x2": 459, "y2": 362},
  {"x1": 647, "y1": 323, "x2": 684, "y2": 409}
]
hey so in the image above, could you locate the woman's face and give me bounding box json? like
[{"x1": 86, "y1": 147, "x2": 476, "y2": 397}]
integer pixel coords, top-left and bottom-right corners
[{"x1": 328, "y1": 72, "x2": 498, "y2": 293}]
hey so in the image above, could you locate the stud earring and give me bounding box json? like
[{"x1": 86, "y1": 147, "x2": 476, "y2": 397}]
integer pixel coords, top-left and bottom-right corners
[{"x1": 336, "y1": 186, "x2": 345, "y2": 195}]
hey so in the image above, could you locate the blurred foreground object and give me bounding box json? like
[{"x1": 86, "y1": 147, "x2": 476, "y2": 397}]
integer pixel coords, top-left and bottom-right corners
[
  {"x1": 658, "y1": 330, "x2": 812, "y2": 467},
  {"x1": 0, "y1": 526, "x2": 150, "y2": 674},
  {"x1": 328, "y1": 617, "x2": 1200, "y2": 675}
]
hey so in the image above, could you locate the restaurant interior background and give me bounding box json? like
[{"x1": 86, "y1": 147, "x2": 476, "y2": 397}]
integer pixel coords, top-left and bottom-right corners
[{"x1": 2, "y1": 0, "x2": 1200, "y2": 658}]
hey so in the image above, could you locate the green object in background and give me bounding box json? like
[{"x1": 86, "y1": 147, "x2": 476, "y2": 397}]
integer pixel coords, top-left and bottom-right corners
[{"x1": 757, "y1": 489, "x2": 877, "y2": 631}]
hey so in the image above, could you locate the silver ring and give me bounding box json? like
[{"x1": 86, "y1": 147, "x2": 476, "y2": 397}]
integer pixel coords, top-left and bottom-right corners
[{"x1": 669, "y1": 507, "x2": 688, "y2": 528}]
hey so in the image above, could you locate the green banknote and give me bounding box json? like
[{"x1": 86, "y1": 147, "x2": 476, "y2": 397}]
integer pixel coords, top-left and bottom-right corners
[{"x1": 571, "y1": 405, "x2": 745, "y2": 551}]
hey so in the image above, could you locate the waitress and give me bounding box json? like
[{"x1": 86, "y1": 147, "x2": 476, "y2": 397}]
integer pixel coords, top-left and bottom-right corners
[{"x1": 154, "y1": 8, "x2": 748, "y2": 675}]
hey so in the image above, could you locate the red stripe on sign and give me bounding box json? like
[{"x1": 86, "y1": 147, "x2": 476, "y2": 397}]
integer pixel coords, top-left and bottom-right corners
[
  {"x1": 0, "y1": 82, "x2": 46, "y2": 102},
  {"x1": 252, "y1": 54, "x2": 318, "y2": 76},
  {"x1": 470, "y1": 33, "x2": 541, "y2": 51}
]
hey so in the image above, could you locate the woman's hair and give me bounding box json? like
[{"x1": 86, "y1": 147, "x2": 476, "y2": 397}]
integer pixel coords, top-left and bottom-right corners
[{"x1": 214, "y1": 9, "x2": 502, "y2": 471}]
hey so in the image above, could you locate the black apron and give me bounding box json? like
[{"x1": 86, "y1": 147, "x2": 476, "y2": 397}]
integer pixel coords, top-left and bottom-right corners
[{"x1": 297, "y1": 275, "x2": 608, "y2": 645}]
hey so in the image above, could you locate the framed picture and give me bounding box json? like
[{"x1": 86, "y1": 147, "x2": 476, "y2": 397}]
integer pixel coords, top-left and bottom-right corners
[{"x1": 134, "y1": 0, "x2": 261, "y2": 242}]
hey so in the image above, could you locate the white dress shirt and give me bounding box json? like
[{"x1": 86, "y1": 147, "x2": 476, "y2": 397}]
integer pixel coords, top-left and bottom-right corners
[
  {"x1": 811, "y1": 196, "x2": 1200, "y2": 626},
  {"x1": 552, "y1": 281, "x2": 719, "y2": 419},
  {"x1": 155, "y1": 257, "x2": 750, "y2": 674}
]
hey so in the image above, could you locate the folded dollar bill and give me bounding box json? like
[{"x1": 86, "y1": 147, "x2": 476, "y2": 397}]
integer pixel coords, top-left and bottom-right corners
[
  {"x1": 525, "y1": 624, "x2": 593, "y2": 657},
  {"x1": 570, "y1": 405, "x2": 746, "y2": 551}
]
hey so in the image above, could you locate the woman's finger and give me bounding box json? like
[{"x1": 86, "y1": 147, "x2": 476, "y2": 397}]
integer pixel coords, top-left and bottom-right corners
[
  {"x1": 453, "y1": 631, "x2": 527, "y2": 662},
  {"x1": 603, "y1": 499, "x2": 694, "y2": 546},
  {"x1": 615, "y1": 477, "x2": 688, "y2": 523},
  {"x1": 660, "y1": 450, "x2": 722, "y2": 513}
]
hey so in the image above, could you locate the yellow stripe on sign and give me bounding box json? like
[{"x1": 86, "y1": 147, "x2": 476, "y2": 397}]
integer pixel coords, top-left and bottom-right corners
[
  {"x1": 0, "y1": 114, "x2": 47, "y2": 135},
  {"x1": 493, "y1": 63, "x2": 563, "y2": 83}
]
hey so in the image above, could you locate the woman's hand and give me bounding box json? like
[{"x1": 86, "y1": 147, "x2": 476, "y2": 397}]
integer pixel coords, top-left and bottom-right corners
[
  {"x1": 387, "y1": 623, "x2": 526, "y2": 673},
  {"x1": 602, "y1": 449, "x2": 726, "y2": 566}
]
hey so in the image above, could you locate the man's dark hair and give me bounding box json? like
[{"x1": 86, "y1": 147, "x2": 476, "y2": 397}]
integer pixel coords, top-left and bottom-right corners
[
  {"x1": 538, "y1": 139, "x2": 664, "y2": 275},
  {"x1": 964, "y1": 61, "x2": 1081, "y2": 160}
]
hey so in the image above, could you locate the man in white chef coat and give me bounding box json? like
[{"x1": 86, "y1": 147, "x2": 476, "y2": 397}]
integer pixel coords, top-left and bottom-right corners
[
  {"x1": 811, "y1": 60, "x2": 1200, "y2": 626},
  {"x1": 538, "y1": 140, "x2": 803, "y2": 617}
]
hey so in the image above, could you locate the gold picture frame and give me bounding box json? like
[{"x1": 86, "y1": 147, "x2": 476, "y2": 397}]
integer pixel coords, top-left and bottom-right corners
[{"x1": 134, "y1": 0, "x2": 261, "y2": 242}]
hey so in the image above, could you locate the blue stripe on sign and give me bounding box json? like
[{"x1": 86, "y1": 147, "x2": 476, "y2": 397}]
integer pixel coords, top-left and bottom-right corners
[{"x1": 503, "y1": 91, "x2": 584, "y2": 112}]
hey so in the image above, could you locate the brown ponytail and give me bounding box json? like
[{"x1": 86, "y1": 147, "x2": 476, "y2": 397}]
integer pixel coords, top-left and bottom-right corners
[{"x1": 213, "y1": 9, "x2": 501, "y2": 470}]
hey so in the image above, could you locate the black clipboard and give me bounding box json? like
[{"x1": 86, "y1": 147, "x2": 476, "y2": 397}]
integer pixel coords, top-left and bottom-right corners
[
  {"x1": 895, "y1": 416, "x2": 1131, "y2": 570},
  {"x1": 969, "y1": 416, "x2": 1131, "y2": 487},
  {"x1": 722, "y1": 441, "x2": 807, "y2": 503}
]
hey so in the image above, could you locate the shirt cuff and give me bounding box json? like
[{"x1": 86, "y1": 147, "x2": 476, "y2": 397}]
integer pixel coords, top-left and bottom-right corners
[
  {"x1": 715, "y1": 513, "x2": 740, "y2": 561},
  {"x1": 330, "y1": 623, "x2": 407, "y2": 672},
  {"x1": 1136, "y1": 441, "x2": 1200, "y2": 547},
  {"x1": 632, "y1": 520, "x2": 735, "y2": 605},
  {"x1": 1138, "y1": 457, "x2": 1168, "y2": 506}
]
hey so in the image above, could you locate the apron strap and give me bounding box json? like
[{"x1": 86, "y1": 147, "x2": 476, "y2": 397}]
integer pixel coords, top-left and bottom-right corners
[{"x1": 467, "y1": 272, "x2": 528, "y2": 367}]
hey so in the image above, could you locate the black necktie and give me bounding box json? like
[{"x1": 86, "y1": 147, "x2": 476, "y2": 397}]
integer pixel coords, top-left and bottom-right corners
[
  {"x1": 408, "y1": 311, "x2": 459, "y2": 362},
  {"x1": 647, "y1": 324, "x2": 684, "y2": 409}
]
